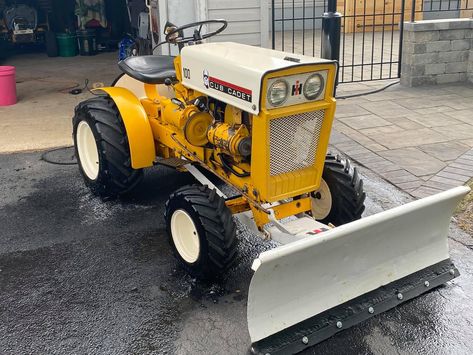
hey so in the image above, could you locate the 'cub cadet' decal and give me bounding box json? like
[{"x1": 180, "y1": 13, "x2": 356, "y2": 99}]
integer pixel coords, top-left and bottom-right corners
[{"x1": 203, "y1": 70, "x2": 252, "y2": 103}]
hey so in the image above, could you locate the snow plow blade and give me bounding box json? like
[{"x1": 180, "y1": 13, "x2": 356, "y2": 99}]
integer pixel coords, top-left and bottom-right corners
[{"x1": 248, "y1": 186, "x2": 470, "y2": 355}]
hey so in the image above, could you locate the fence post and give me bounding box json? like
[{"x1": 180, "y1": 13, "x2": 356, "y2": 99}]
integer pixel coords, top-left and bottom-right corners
[
  {"x1": 271, "y1": 0, "x2": 276, "y2": 49},
  {"x1": 321, "y1": 0, "x2": 342, "y2": 93},
  {"x1": 411, "y1": 0, "x2": 416, "y2": 22},
  {"x1": 398, "y1": 0, "x2": 407, "y2": 78}
]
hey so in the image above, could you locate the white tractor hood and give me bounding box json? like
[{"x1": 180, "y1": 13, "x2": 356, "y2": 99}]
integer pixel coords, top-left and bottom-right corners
[{"x1": 180, "y1": 42, "x2": 333, "y2": 114}]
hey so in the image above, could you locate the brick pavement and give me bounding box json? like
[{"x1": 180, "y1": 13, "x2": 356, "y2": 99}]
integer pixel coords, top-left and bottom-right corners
[{"x1": 331, "y1": 81, "x2": 473, "y2": 198}]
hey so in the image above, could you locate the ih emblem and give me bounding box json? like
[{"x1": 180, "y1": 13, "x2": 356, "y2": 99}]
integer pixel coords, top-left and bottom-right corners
[{"x1": 292, "y1": 81, "x2": 303, "y2": 96}]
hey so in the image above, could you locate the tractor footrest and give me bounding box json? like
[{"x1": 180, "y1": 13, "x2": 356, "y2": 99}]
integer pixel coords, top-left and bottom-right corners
[{"x1": 154, "y1": 157, "x2": 189, "y2": 168}]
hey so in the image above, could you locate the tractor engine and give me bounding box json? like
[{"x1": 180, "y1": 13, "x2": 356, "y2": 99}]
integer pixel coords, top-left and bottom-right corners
[
  {"x1": 207, "y1": 122, "x2": 251, "y2": 158},
  {"x1": 160, "y1": 96, "x2": 252, "y2": 158}
]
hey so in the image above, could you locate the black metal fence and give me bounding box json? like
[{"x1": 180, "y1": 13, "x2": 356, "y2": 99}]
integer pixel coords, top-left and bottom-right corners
[
  {"x1": 271, "y1": 0, "x2": 473, "y2": 83},
  {"x1": 413, "y1": 0, "x2": 472, "y2": 21}
]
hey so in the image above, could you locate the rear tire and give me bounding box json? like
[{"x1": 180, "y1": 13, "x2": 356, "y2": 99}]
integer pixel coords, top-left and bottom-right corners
[
  {"x1": 311, "y1": 154, "x2": 366, "y2": 226},
  {"x1": 73, "y1": 96, "x2": 143, "y2": 197},
  {"x1": 165, "y1": 185, "x2": 238, "y2": 280}
]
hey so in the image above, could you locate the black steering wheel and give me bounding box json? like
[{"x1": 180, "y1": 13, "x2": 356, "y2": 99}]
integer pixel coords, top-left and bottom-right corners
[{"x1": 165, "y1": 19, "x2": 227, "y2": 45}]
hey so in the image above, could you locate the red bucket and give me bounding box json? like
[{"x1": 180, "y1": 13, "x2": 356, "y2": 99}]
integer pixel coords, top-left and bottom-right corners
[{"x1": 0, "y1": 66, "x2": 17, "y2": 106}]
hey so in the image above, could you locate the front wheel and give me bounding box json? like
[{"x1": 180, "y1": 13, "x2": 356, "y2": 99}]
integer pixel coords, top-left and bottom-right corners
[
  {"x1": 73, "y1": 96, "x2": 143, "y2": 197},
  {"x1": 165, "y1": 185, "x2": 238, "y2": 280},
  {"x1": 310, "y1": 154, "x2": 366, "y2": 226}
]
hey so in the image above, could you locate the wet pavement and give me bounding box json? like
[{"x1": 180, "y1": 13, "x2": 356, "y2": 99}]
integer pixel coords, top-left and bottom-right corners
[{"x1": 0, "y1": 150, "x2": 472, "y2": 355}]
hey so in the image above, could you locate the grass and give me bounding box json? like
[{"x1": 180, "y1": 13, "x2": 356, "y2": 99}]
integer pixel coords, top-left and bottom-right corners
[{"x1": 455, "y1": 178, "x2": 473, "y2": 237}]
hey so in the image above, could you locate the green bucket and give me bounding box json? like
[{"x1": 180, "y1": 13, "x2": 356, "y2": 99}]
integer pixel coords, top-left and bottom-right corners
[{"x1": 56, "y1": 33, "x2": 77, "y2": 57}]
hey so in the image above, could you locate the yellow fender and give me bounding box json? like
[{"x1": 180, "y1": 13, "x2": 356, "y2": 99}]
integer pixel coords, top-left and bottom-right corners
[{"x1": 98, "y1": 87, "x2": 155, "y2": 169}]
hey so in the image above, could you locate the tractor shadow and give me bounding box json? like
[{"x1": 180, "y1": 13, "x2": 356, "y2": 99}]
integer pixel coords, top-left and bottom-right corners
[
  {"x1": 120, "y1": 164, "x2": 240, "y2": 206},
  {"x1": 119, "y1": 165, "x2": 195, "y2": 205}
]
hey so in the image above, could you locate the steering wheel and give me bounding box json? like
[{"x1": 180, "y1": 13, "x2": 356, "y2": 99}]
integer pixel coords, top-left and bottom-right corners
[{"x1": 165, "y1": 19, "x2": 227, "y2": 45}]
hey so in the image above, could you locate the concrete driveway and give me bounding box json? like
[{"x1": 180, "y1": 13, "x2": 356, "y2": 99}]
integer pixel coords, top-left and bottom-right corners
[
  {"x1": 0, "y1": 52, "x2": 119, "y2": 153},
  {"x1": 1, "y1": 150, "x2": 472, "y2": 354}
]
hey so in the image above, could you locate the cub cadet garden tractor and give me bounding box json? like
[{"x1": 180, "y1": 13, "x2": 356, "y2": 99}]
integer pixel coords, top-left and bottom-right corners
[{"x1": 72, "y1": 20, "x2": 470, "y2": 354}]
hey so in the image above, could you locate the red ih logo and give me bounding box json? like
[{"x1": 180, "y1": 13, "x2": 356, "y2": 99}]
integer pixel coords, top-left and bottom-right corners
[{"x1": 292, "y1": 80, "x2": 303, "y2": 96}]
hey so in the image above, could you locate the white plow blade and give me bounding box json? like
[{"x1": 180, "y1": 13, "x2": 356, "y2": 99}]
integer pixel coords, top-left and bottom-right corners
[{"x1": 248, "y1": 186, "x2": 470, "y2": 343}]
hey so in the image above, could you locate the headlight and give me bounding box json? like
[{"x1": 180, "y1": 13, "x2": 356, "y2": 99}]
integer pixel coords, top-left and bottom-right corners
[
  {"x1": 304, "y1": 74, "x2": 324, "y2": 100},
  {"x1": 267, "y1": 79, "x2": 289, "y2": 106}
]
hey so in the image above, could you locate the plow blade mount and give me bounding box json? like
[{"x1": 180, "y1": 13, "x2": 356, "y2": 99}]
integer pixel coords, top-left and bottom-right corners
[{"x1": 248, "y1": 186, "x2": 470, "y2": 355}]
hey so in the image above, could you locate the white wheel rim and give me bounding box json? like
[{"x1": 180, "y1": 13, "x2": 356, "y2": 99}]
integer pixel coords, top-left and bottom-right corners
[
  {"x1": 76, "y1": 120, "x2": 100, "y2": 180},
  {"x1": 170, "y1": 209, "x2": 201, "y2": 263},
  {"x1": 310, "y1": 179, "x2": 333, "y2": 220}
]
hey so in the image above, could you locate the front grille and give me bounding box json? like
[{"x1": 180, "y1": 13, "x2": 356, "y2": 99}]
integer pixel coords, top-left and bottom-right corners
[{"x1": 269, "y1": 110, "x2": 325, "y2": 176}]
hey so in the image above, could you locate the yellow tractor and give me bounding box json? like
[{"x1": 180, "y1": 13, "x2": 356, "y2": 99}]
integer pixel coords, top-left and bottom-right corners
[{"x1": 73, "y1": 20, "x2": 469, "y2": 354}]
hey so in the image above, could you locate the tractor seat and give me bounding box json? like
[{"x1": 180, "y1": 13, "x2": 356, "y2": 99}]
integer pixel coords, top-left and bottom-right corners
[{"x1": 118, "y1": 55, "x2": 176, "y2": 85}]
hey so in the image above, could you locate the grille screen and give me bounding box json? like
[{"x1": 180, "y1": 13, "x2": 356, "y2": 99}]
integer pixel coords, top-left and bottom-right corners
[{"x1": 269, "y1": 110, "x2": 325, "y2": 176}]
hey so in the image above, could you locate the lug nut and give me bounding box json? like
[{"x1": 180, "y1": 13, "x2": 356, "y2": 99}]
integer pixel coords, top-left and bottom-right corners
[
  {"x1": 368, "y1": 306, "x2": 374, "y2": 314},
  {"x1": 302, "y1": 336, "x2": 309, "y2": 345},
  {"x1": 336, "y1": 321, "x2": 343, "y2": 329}
]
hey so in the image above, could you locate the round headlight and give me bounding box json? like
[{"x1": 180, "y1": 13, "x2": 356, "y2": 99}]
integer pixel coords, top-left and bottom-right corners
[
  {"x1": 267, "y1": 79, "x2": 289, "y2": 106},
  {"x1": 304, "y1": 74, "x2": 324, "y2": 100}
]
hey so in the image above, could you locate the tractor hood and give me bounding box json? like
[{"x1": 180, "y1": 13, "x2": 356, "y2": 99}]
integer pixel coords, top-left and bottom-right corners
[{"x1": 180, "y1": 42, "x2": 334, "y2": 115}]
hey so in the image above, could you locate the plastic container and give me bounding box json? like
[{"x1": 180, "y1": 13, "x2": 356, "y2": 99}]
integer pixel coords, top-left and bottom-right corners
[
  {"x1": 77, "y1": 29, "x2": 97, "y2": 56},
  {"x1": 56, "y1": 33, "x2": 77, "y2": 57},
  {"x1": 119, "y1": 36, "x2": 135, "y2": 61},
  {"x1": 46, "y1": 31, "x2": 58, "y2": 57},
  {"x1": 0, "y1": 66, "x2": 17, "y2": 106}
]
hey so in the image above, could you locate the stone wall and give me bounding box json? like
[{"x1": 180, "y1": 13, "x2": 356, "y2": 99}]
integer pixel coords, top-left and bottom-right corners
[{"x1": 401, "y1": 18, "x2": 473, "y2": 87}]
